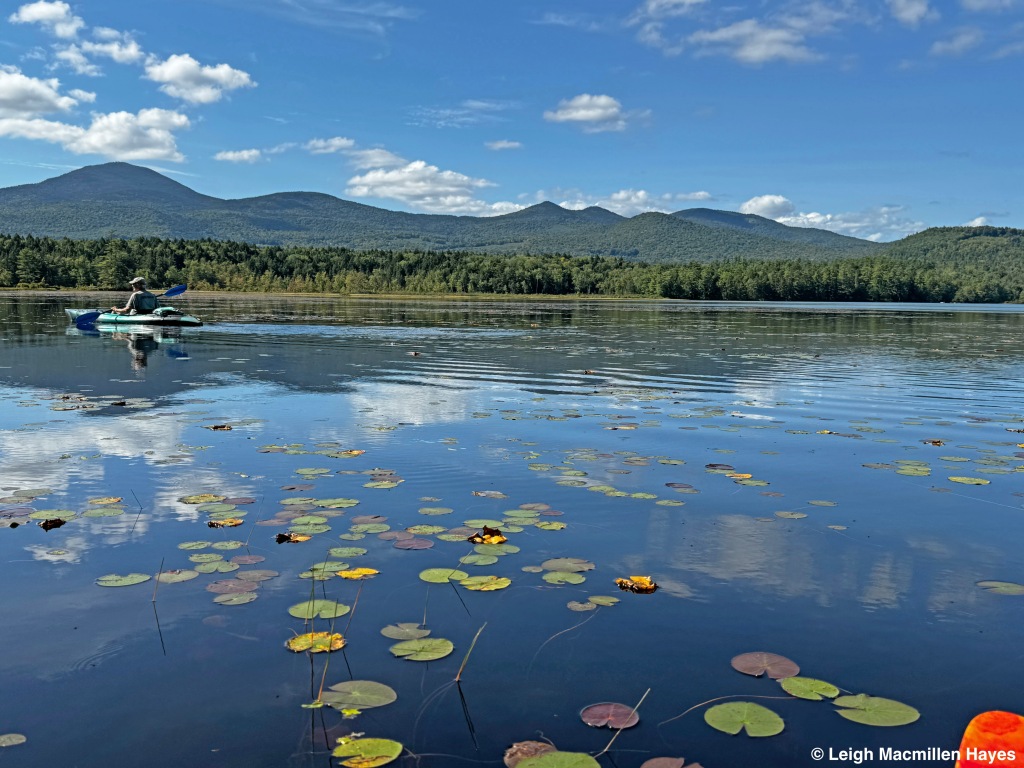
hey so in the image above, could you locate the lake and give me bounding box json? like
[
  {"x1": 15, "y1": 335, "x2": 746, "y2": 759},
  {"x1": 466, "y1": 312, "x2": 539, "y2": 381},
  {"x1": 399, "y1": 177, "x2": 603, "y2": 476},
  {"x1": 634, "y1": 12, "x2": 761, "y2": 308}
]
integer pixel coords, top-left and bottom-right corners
[{"x1": 1, "y1": 292, "x2": 1023, "y2": 768}]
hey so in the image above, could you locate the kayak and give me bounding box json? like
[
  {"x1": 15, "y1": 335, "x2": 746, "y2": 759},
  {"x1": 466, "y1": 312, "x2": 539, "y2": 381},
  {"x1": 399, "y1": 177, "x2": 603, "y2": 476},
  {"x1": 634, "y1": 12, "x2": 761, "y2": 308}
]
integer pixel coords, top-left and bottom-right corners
[{"x1": 65, "y1": 307, "x2": 203, "y2": 327}]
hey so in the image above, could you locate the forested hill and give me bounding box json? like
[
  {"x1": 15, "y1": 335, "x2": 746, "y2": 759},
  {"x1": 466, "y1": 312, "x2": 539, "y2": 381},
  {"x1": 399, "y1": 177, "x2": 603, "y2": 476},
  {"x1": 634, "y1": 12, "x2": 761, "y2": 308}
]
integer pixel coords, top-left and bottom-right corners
[
  {"x1": 1, "y1": 226, "x2": 1021, "y2": 302},
  {"x1": 0, "y1": 162, "x2": 882, "y2": 262}
]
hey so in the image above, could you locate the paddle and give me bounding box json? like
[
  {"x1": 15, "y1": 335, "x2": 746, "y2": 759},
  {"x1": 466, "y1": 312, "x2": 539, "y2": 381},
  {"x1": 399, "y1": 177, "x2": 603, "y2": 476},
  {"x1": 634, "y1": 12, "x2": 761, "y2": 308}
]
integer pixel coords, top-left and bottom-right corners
[{"x1": 74, "y1": 284, "x2": 188, "y2": 329}]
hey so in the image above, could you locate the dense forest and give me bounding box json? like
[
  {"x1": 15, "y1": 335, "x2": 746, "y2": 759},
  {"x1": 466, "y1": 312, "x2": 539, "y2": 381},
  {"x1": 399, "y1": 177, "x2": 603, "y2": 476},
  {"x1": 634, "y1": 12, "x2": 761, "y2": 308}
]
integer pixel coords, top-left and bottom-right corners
[{"x1": 0, "y1": 226, "x2": 1021, "y2": 302}]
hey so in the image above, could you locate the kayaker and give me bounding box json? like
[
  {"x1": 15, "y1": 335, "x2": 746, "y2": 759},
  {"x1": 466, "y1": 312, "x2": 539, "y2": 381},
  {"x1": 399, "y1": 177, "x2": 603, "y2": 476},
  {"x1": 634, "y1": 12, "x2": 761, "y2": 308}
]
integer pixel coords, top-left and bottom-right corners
[{"x1": 110, "y1": 277, "x2": 158, "y2": 315}]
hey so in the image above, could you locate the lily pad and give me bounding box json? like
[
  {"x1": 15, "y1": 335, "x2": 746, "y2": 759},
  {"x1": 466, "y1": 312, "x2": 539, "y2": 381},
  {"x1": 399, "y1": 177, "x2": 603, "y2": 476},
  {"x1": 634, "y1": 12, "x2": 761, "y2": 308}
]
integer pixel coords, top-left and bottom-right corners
[
  {"x1": 536, "y1": 521, "x2": 566, "y2": 531},
  {"x1": 780, "y1": 676, "x2": 840, "y2": 700},
  {"x1": 407, "y1": 525, "x2": 446, "y2": 535},
  {"x1": 504, "y1": 741, "x2": 556, "y2": 768},
  {"x1": 331, "y1": 737, "x2": 402, "y2": 767},
  {"x1": 977, "y1": 580, "x2": 1024, "y2": 595},
  {"x1": 517, "y1": 751, "x2": 601, "y2": 767},
  {"x1": 543, "y1": 571, "x2": 586, "y2": 585},
  {"x1": 567, "y1": 601, "x2": 597, "y2": 611},
  {"x1": 775, "y1": 511, "x2": 807, "y2": 519},
  {"x1": 389, "y1": 637, "x2": 454, "y2": 661},
  {"x1": 460, "y1": 554, "x2": 499, "y2": 566},
  {"x1": 731, "y1": 652, "x2": 800, "y2": 679},
  {"x1": 541, "y1": 557, "x2": 594, "y2": 573},
  {"x1": 588, "y1": 595, "x2": 620, "y2": 606},
  {"x1": 235, "y1": 569, "x2": 279, "y2": 582},
  {"x1": 419, "y1": 506, "x2": 453, "y2": 516},
  {"x1": 419, "y1": 568, "x2": 470, "y2": 583},
  {"x1": 833, "y1": 694, "x2": 920, "y2": 726},
  {"x1": 96, "y1": 573, "x2": 151, "y2": 587},
  {"x1": 214, "y1": 591, "x2": 258, "y2": 605},
  {"x1": 350, "y1": 523, "x2": 390, "y2": 534},
  {"x1": 288, "y1": 600, "x2": 351, "y2": 619},
  {"x1": 156, "y1": 569, "x2": 199, "y2": 584},
  {"x1": 460, "y1": 575, "x2": 511, "y2": 591},
  {"x1": 704, "y1": 702, "x2": 785, "y2": 737},
  {"x1": 0, "y1": 734, "x2": 27, "y2": 748},
  {"x1": 179, "y1": 494, "x2": 225, "y2": 505},
  {"x1": 580, "y1": 701, "x2": 640, "y2": 729},
  {"x1": 380, "y1": 623, "x2": 431, "y2": 640},
  {"x1": 286, "y1": 632, "x2": 346, "y2": 653},
  {"x1": 189, "y1": 553, "x2": 224, "y2": 563},
  {"x1": 949, "y1": 476, "x2": 990, "y2": 485},
  {"x1": 322, "y1": 680, "x2": 398, "y2": 710},
  {"x1": 330, "y1": 547, "x2": 368, "y2": 558},
  {"x1": 394, "y1": 537, "x2": 434, "y2": 550}
]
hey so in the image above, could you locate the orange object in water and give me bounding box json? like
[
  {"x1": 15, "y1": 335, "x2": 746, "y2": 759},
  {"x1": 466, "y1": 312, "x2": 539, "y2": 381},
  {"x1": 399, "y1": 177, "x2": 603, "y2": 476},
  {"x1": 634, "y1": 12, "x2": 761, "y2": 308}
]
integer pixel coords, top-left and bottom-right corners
[{"x1": 956, "y1": 711, "x2": 1024, "y2": 768}]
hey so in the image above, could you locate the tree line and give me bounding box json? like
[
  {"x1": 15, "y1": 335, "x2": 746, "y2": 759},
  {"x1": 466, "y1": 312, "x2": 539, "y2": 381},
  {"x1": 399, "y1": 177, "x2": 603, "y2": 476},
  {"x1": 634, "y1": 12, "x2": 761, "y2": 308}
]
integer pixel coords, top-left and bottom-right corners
[{"x1": 0, "y1": 230, "x2": 1021, "y2": 303}]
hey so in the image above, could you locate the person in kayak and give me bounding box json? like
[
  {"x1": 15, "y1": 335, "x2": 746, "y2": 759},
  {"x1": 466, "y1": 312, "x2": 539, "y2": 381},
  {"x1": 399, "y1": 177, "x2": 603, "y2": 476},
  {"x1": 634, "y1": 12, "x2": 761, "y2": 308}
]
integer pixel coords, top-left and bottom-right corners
[{"x1": 110, "y1": 277, "x2": 158, "y2": 315}]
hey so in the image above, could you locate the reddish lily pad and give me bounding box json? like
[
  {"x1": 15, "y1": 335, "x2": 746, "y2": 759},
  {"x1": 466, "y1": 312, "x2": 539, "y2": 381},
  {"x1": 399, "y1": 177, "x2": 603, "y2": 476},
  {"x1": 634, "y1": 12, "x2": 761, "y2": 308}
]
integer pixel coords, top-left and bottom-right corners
[
  {"x1": 580, "y1": 702, "x2": 639, "y2": 729},
  {"x1": 731, "y1": 652, "x2": 800, "y2": 679}
]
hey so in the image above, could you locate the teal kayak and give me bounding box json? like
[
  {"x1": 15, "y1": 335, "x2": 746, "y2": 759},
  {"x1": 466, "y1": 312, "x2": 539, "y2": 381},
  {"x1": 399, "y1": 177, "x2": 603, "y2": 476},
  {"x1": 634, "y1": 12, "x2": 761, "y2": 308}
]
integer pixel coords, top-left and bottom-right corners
[{"x1": 65, "y1": 307, "x2": 203, "y2": 327}]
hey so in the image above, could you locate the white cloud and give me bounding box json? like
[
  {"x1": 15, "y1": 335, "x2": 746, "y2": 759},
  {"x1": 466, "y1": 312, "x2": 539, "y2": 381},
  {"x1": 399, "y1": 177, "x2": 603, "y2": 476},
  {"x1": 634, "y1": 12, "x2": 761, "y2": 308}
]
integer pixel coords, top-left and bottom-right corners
[
  {"x1": 533, "y1": 12, "x2": 606, "y2": 32},
  {"x1": 740, "y1": 194, "x2": 796, "y2": 218},
  {"x1": 992, "y1": 39, "x2": 1024, "y2": 57},
  {"x1": 8, "y1": 1, "x2": 84, "y2": 39},
  {"x1": 689, "y1": 19, "x2": 820, "y2": 63},
  {"x1": 81, "y1": 31, "x2": 144, "y2": 64},
  {"x1": 544, "y1": 93, "x2": 632, "y2": 132},
  {"x1": 68, "y1": 88, "x2": 95, "y2": 102},
  {"x1": 346, "y1": 147, "x2": 407, "y2": 168},
  {"x1": 741, "y1": 194, "x2": 925, "y2": 241},
  {"x1": 346, "y1": 159, "x2": 519, "y2": 215},
  {"x1": 0, "y1": 107, "x2": 189, "y2": 161},
  {"x1": 215, "y1": 148, "x2": 261, "y2": 163},
  {"x1": 54, "y1": 45, "x2": 100, "y2": 76},
  {"x1": 304, "y1": 136, "x2": 355, "y2": 154},
  {"x1": 408, "y1": 99, "x2": 515, "y2": 129},
  {"x1": 930, "y1": 27, "x2": 983, "y2": 55},
  {"x1": 886, "y1": 0, "x2": 937, "y2": 27},
  {"x1": 144, "y1": 53, "x2": 255, "y2": 104},
  {"x1": 0, "y1": 66, "x2": 78, "y2": 117},
  {"x1": 534, "y1": 188, "x2": 712, "y2": 216},
  {"x1": 485, "y1": 139, "x2": 522, "y2": 150},
  {"x1": 964, "y1": 216, "x2": 989, "y2": 226}
]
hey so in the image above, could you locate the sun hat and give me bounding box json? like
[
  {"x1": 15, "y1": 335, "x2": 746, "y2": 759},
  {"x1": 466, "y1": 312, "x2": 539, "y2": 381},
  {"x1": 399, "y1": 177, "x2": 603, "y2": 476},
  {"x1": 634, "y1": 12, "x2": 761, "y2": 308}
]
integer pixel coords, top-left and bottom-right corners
[{"x1": 129, "y1": 276, "x2": 146, "y2": 285}]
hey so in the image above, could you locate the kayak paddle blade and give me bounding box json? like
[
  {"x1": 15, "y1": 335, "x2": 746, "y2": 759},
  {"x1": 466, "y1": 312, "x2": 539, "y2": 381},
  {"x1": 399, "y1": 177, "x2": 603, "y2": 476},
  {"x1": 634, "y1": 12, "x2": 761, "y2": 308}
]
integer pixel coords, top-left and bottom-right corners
[
  {"x1": 74, "y1": 311, "x2": 102, "y2": 329},
  {"x1": 160, "y1": 284, "x2": 187, "y2": 298}
]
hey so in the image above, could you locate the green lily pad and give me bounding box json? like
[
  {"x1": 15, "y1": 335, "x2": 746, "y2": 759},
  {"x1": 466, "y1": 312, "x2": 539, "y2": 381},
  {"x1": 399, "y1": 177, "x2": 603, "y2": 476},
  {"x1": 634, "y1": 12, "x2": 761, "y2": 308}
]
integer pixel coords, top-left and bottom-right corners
[
  {"x1": 948, "y1": 476, "x2": 989, "y2": 485},
  {"x1": 288, "y1": 599, "x2": 351, "y2": 619},
  {"x1": 464, "y1": 518, "x2": 505, "y2": 528},
  {"x1": 775, "y1": 511, "x2": 807, "y2": 519},
  {"x1": 407, "y1": 524, "x2": 447, "y2": 535},
  {"x1": 317, "y1": 498, "x2": 360, "y2": 508},
  {"x1": 833, "y1": 695, "x2": 920, "y2": 726},
  {"x1": 194, "y1": 561, "x2": 239, "y2": 574},
  {"x1": 350, "y1": 523, "x2": 390, "y2": 534},
  {"x1": 541, "y1": 557, "x2": 595, "y2": 573},
  {"x1": 296, "y1": 468, "x2": 331, "y2": 475},
  {"x1": 211, "y1": 540, "x2": 244, "y2": 550},
  {"x1": 0, "y1": 734, "x2": 27, "y2": 748},
  {"x1": 29, "y1": 510, "x2": 76, "y2": 520},
  {"x1": 329, "y1": 547, "x2": 368, "y2": 558},
  {"x1": 82, "y1": 507, "x2": 124, "y2": 517},
  {"x1": 419, "y1": 507, "x2": 453, "y2": 516},
  {"x1": 214, "y1": 591, "x2": 258, "y2": 605},
  {"x1": 567, "y1": 600, "x2": 596, "y2": 611},
  {"x1": 156, "y1": 569, "x2": 199, "y2": 584},
  {"x1": 179, "y1": 494, "x2": 225, "y2": 504},
  {"x1": 535, "y1": 521, "x2": 566, "y2": 531},
  {"x1": 419, "y1": 568, "x2": 470, "y2": 583},
  {"x1": 460, "y1": 554, "x2": 498, "y2": 566},
  {"x1": 290, "y1": 524, "x2": 331, "y2": 535},
  {"x1": 389, "y1": 637, "x2": 454, "y2": 661},
  {"x1": 517, "y1": 752, "x2": 601, "y2": 768},
  {"x1": 474, "y1": 543, "x2": 520, "y2": 556},
  {"x1": 460, "y1": 575, "x2": 511, "y2": 591},
  {"x1": 436, "y1": 534, "x2": 469, "y2": 542},
  {"x1": 543, "y1": 571, "x2": 586, "y2": 585},
  {"x1": 780, "y1": 677, "x2": 840, "y2": 700},
  {"x1": 290, "y1": 515, "x2": 328, "y2": 525},
  {"x1": 588, "y1": 595, "x2": 620, "y2": 606},
  {"x1": 96, "y1": 573, "x2": 151, "y2": 587},
  {"x1": 338, "y1": 533, "x2": 366, "y2": 541},
  {"x1": 704, "y1": 702, "x2": 785, "y2": 737},
  {"x1": 380, "y1": 623, "x2": 431, "y2": 640},
  {"x1": 977, "y1": 580, "x2": 1024, "y2": 595},
  {"x1": 322, "y1": 680, "x2": 398, "y2": 710},
  {"x1": 197, "y1": 503, "x2": 236, "y2": 514},
  {"x1": 364, "y1": 480, "x2": 401, "y2": 489},
  {"x1": 281, "y1": 497, "x2": 317, "y2": 505},
  {"x1": 331, "y1": 737, "x2": 403, "y2": 766},
  {"x1": 189, "y1": 553, "x2": 224, "y2": 563}
]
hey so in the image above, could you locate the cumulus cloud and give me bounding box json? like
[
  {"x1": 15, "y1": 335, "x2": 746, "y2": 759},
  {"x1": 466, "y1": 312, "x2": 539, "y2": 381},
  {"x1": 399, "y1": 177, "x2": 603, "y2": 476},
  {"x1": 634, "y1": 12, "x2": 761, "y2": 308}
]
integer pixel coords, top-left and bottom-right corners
[
  {"x1": 144, "y1": 53, "x2": 255, "y2": 104},
  {"x1": 964, "y1": 216, "x2": 989, "y2": 226},
  {"x1": 886, "y1": 0, "x2": 937, "y2": 27},
  {"x1": 544, "y1": 93, "x2": 634, "y2": 132},
  {"x1": 304, "y1": 136, "x2": 355, "y2": 154},
  {"x1": 0, "y1": 107, "x2": 189, "y2": 161},
  {"x1": 346, "y1": 147, "x2": 407, "y2": 168},
  {"x1": 8, "y1": 1, "x2": 84, "y2": 39},
  {"x1": 346, "y1": 159, "x2": 519, "y2": 215},
  {"x1": 0, "y1": 66, "x2": 79, "y2": 117},
  {"x1": 689, "y1": 19, "x2": 820, "y2": 64},
  {"x1": 930, "y1": 27, "x2": 984, "y2": 55},
  {"x1": 740, "y1": 194, "x2": 925, "y2": 241},
  {"x1": 627, "y1": 0, "x2": 705, "y2": 54},
  {"x1": 215, "y1": 148, "x2": 261, "y2": 163},
  {"x1": 81, "y1": 30, "x2": 144, "y2": 64},
  {"x1": 530, "y1": 187, "x2": 712, "y2": 216},
  {"x1": 68, "y1": 88, "x2": 95, "y2": 102},
  {"x1": 485, "y1": 139, "x2": 522, "y2": 150},
  {"x1": 53, "y1": 45, "x2": 100, "y2": 76}
]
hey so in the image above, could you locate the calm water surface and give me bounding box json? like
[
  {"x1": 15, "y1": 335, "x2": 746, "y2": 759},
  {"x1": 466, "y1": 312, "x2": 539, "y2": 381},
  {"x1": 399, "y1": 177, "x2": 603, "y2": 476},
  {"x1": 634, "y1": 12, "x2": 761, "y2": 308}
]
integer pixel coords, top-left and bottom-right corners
[{"x1": 1, "y1": 292, "x2": 1023, "y2": 768}]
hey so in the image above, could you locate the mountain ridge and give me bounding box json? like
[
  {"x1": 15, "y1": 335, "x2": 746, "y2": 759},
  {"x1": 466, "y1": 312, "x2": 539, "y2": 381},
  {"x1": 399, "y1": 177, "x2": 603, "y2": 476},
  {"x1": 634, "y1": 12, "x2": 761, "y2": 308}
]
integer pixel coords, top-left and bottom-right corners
[{"x1": 0, "y1": 162, "x2": 883, "y2": 262}]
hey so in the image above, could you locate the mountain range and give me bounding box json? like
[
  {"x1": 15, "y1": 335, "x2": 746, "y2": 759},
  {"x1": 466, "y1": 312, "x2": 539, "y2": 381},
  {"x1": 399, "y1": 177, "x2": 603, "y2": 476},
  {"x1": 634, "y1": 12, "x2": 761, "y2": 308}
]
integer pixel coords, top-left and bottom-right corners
[{"x1": 0, "y1": 163, "x2": 883, "y2": 262}]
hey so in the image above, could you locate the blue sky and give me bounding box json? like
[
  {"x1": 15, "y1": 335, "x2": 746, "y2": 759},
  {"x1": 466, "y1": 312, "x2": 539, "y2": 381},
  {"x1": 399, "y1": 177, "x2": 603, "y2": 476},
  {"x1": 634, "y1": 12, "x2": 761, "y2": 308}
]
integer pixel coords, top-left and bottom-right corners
[{"x1": 0, "y1": 0, "x2": 1021, "y2": 241}]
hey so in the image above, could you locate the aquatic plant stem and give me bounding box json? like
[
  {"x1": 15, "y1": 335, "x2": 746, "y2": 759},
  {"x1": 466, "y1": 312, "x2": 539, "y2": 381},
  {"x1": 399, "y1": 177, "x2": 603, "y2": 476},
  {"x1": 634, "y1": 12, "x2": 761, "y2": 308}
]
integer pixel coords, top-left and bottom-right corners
[
  {"x1": 594, "y1": 687, "x2": 650, "y2": 758},
  {"x1": 657, "y1": 694, "x2": 792, "y2": 727},
  {"x1": 342, "y1": 580, "x2": 365, "y2": 636},
  {"x1": 454, "y1": 623, "x2": 487, "y2": 683},
  {"x1": 152, "y1": 556, "x2": 164, "y2": 602},
  {"x1": 129, "y1": 489, "x2": 144, "y2": 534},
  {"x1": 243, "y1": 494, "x2": 265, "y2": 547}
]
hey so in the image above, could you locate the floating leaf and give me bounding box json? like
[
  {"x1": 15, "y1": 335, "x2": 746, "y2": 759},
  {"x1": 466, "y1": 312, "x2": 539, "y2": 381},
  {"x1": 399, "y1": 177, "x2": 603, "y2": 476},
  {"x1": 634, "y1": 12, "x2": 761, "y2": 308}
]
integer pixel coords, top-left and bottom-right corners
[
  {"x1": 330, "y1": 547, "x2": 368, "y2": 558},
  {"x1": 214, "y1": 591, "x2": 258, "y2": 605},
  {"x1": 231, "y1": 555, "x2": 265, "y2": 565},
  {"x1": 208, "y1": 518, "x2": 244, "y2": 528},
  {"x1": 460, "y1": 575, "x2": 512, "y2": 591},
  {"x1": 211, "y1": 540, "x2": 244, "y2": 550},
  {"x1": 179, "y1": 494, "x2": 225, "y2": 505},
  {"x1": 364, "y1": 480, "x2": 401, "y2": 489},
  {"x1": 419, "y1": 568, "x2": 469, "y2": 583},
  {"x1": 195, "y1": 560, "x2": 239, "y2": 574},
  {"x1": 322, "y1": 680, "x2": 398, "y2": 710},
  {"x1": 380, "y1": 623, "x2": 431, "y2": 640},
  {"x1": 0, "y1": 734, "x2": 27, "y2": 748},
  {"x1": 286, "y1": 632, "x2": 345, "y2": 653},
  {"x1": 276, "y1": 532, "x2": 312, "y2": 543},
  {"x1": 616, "y1": 576, "x2": 658, "y2": 594},
  {"x1": 536, "y1": 521, "x2": 567, "y2": 531},
  {"x1": 394, "y1": 537, "x2": 434, "y2": 550},
  {"x1": 419, "y1": 507, "x2": 453, "y2": 516},
  {"x1": 331, "y1": 737, "x2": 402, "y2": 767},
  {"x1": 460, "y1": 554, "x2": 499, "y2": 566},
  {"x1": 288, "y1": 600, "x2": 351, "y2": 619},
  {"x1": 567, "y1": 601, "x2": 596, "y2": 611},
  {"x1": 517, "y1": 752, "x2": 600, "y2": 768},
  {"x1": 189, "y1": 553, "x2": 224, "y2": 563},
  {"x1": 704, "y1": 702, "x2": 785, "y2": 737},
  {"x1": 96, "y1": 573, "x2": 151, "y2": 587},
  {"x1": 640, "y1": 760, "x2": 696, "y2": 768},
  {"x1": 350, "y1": 523, "x2": 390, "y2": 534},
  {"x1": 206, "y1": 579, "x2": 258, "y2": 594},
  {"x1": 541, "y1": 558, "x2": 594, "y2": 573},
  {"x1": 731, "y1": 652, "x2": 799, "y2": 679},
  {"x1": 389, "y1": 637, "x2": 454, "y2": 661},
  {"x1": 580, "y1": 701, "x2": 640, "y2": 729},
  {"x1": 833, "y1": 694, "x2": 920, "y2": 726},
  {"x1": 977, "y1": 580, "x2": 1024, "y2": 595},
  {"x1": 235, "y1": 569, "x2": 278, "y2": 582},
  {"x1": 89, "y1": 496, "x2": 122, "y2": 505},
  {"x1": 504, "y1": 740, "x2": 556, "y2": 768},
  {"x1": 407, "y1": 525, "x2": 446, "y2": 535},
  {"x1": 780, "y1": 677, "x2": 840, "y2": 700},
  {"x1": 588, "y1": 595, "x2": 620, "y2": 606},
  {"x1": 949, "y1": 476, "x2": 990, "y2": 485},
  {"x1": 156, "y1": 569, "x2": 199, "y2": 584},
  {"x1": 775, "y1": 511, "x2": 807, "y2": 520},
  {"x1": 543, "y1": 571, "x2": 586, "y2": 585}
]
